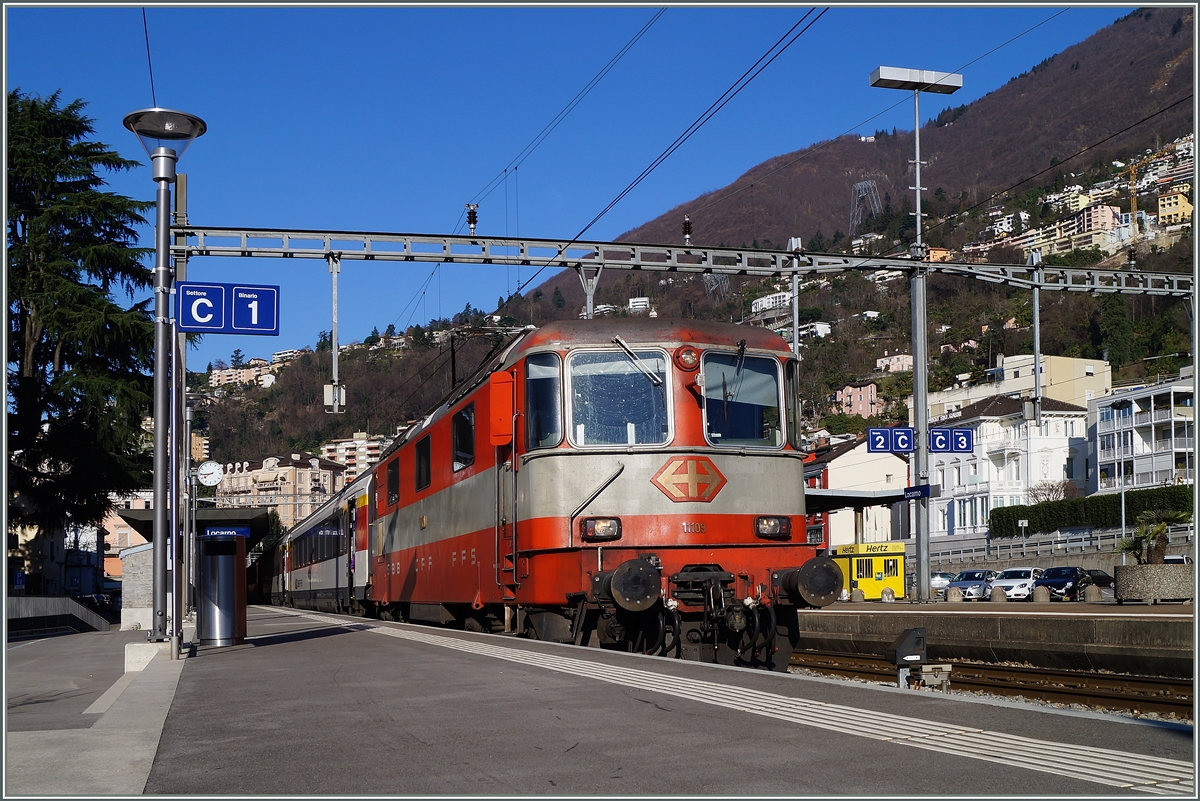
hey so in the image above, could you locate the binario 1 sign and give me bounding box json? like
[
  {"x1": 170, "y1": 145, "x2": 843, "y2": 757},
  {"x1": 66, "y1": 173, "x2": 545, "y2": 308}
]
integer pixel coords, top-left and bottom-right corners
[{"x1": 177, "y1": 282, "x2": 279, "y2": 335}]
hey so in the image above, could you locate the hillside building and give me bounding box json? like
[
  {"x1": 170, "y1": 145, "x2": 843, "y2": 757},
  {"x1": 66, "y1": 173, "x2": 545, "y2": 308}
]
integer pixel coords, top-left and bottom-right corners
[
  {"x1": 836, "y1": 380, "x2": 885, "y2": 419},
  {"x1": 322, "y1": 432, "x2": 394, "y2": 483},
  {"x1": 876, "y1": 352, "x2": 913, "y2": 373},
  {"x1": 1157, "y1": 190, "x2": 1193, "y2": 227}
]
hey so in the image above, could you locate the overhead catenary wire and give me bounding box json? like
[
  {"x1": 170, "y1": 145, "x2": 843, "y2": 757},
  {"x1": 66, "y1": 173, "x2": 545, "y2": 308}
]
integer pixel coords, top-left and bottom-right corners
[
  {"x1": 452, "y1": 8, "x2": 668, "y2": 235},
  {"x1": 516, "y1": 8, "x2": 829, "y2": 296},
  {"x1": 688, "y1": 9, "x2": 1072, "y2": 221}
]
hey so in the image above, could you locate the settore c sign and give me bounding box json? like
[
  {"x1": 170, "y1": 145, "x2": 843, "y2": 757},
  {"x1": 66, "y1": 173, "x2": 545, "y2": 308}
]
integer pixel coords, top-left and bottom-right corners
[{"x1": 177, "y1": 282, "x2": 280, "y2": 336}]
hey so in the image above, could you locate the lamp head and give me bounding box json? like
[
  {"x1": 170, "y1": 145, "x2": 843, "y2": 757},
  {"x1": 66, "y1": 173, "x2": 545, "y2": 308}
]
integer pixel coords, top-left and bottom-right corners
[{"x1": 123, "y1": 108, "x2": 207, "y2": 159}]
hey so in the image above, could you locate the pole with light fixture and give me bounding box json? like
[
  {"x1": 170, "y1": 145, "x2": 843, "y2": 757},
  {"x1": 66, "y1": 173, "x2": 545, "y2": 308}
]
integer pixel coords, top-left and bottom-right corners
[
  {"x1": 870, "y1": 67, "x2": 962, "y2": 601},
  {"x1": 122, "y1": 108, "x2": 206, "y2": 644}
]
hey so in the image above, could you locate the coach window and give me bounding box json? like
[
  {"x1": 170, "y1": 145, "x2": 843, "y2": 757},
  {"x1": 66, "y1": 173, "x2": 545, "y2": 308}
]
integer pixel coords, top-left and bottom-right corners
[
  {"x1": 525, "y1": 353, "x2": 562, "y2": 449},
  {"x1": 415, "y1": 435, "x2": 431, "y2": 491},
  {"x1": 568, "y1": 349, "x2": 669, "y2": 446},
  {"x1": 386, "y1": 458, "x2": 400, "y2": 506},
  {"x1": 702, "y1": 351, "x2": 783, "y2": 447},
  {"x1": 452, "y1": 403, "x2": 475, "y2": 471}
]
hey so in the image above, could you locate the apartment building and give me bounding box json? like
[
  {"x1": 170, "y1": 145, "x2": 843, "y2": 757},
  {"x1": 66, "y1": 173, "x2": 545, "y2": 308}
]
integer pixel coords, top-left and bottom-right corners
[
  {"x1": 210, "y1": 357, "x2": 278, "y2": 387},
  {"x1": 876, "y1": 352, "x2": 913, "y2": 373},
  {"x1": 929, "y1": 396, "x2": 1089, "y2": 539},
  {"x1": 322, "y1": 432, "x2": 394, "y2": 483},
  {"x1": 803, "y1": 437, "x2": 907, "y2": 548},
  {"x1": 216, "y1": 452, "x2": 347, "y2": 530},
  {"x1": 1091, "y1": 373, "x2": 1194, "y2": 495},
  {"x1": 1157, "y1": 191, "x2": 1193, "y2": 227}
]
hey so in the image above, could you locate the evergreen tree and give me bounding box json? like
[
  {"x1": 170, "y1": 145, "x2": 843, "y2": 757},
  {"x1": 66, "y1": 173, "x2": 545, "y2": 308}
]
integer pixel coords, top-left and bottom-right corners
[
  {"x1": 8, "y1": 89, "x2": 155, "y2": 537},
  {"x1": 230, "y1": 348, "x2": 246, "y2": 368},
  {"x1": 1098, "y1": 294, "x2": 1134, "y2": 368},
  {"x1": 552, "y1": 286, "x2": 566, "y2": 310}
]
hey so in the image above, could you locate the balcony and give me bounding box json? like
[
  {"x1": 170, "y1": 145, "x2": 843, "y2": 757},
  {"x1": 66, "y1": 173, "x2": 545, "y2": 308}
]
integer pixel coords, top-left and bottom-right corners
[{"x1": 1154, "y1": 408, "x2": 1172, "y2": 421}]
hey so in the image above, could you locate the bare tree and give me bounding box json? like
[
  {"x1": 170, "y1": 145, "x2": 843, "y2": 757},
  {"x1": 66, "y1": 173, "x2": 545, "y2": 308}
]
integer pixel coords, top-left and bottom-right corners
[{"x1": 1027, "y1": 480, "x2": 1081, "y2": 504}]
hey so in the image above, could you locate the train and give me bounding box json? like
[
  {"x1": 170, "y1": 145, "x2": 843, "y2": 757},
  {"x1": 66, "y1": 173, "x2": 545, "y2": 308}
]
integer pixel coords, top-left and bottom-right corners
[{"x1": 253, "y1": 318, "x2": 842, "y2": 670}]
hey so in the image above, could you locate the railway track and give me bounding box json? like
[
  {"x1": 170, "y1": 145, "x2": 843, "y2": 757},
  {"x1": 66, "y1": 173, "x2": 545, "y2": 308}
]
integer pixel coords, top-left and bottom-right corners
[{"x1": 790, "y1": 649, "x2": 1194, "y2": 719}]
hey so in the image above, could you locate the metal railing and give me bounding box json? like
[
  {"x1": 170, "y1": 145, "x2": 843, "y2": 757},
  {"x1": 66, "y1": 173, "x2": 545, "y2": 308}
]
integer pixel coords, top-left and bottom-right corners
[
  {"x1": 921, "y1": 525, "x2": 1194, "y2": 566},
  {"x1": 6, "y1": 596, "x2": 110, "y2": 634}
]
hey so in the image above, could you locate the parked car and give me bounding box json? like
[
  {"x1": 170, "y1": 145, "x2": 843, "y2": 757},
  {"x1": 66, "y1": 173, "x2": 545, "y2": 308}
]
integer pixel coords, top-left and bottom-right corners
[
  {"x1": 944, "y1": 569, "x2": 998, "y2": 600},
  {"x1": 929, "y1": 572, "x2": 956, "y2": 593},
  {"x1": 1163, "y1": 554, "x2": 1194, "y2": 564},
  {"x1": 985, "y1": 567, "x2": 1043, "y2": 600},
  {"x1": 1085, "y1": 569, "x2": 1115, "y2": 588},
  {"x1": 1032, "y1": 566, "x2": 1093, "y2": 600}
]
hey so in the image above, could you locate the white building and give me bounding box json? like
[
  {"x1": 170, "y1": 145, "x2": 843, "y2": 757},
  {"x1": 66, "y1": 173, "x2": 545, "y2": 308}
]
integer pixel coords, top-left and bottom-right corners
[
  {"x1": 1091, "y1": 373, "x2": 1194, "y2": 494},
  {"x1": 217, "y1": 452, "x2": 347, "y2": 530},
  {"x1": 628, "y1": 297, "x2": 651, "y2": 312},
  {"x1": 751, "y1": 291, "x2": 791, "y2": 315},
  {"x1": 803, "y1": 437, "x2": 908, "y2": 549},
  {"x1": 929, "y1": 396, "x2": 1089, "y2": 539},
  {"x1": 322, "y1": 431, "x2": 395, "y2": 483}
]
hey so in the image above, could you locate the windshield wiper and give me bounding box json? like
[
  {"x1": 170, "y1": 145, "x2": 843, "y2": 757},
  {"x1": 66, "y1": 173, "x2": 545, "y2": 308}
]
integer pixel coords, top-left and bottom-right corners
[{"x1": 612, "y1": 336, "x2": 663, "y2": 386}]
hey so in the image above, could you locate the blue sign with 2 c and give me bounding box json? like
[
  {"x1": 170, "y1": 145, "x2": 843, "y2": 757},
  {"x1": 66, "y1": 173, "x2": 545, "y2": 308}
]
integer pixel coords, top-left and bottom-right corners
[
  {"x1": 867, "y1": 427, "x2": 915, "y2": 453},
  {"x1": 177, "y1": 282, "x2": 280, "y2": 336}
]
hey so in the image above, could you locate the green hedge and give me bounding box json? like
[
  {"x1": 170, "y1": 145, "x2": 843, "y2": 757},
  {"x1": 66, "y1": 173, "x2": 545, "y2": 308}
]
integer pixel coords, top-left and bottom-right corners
[{"x1": 988, "y1": 485, "x2": 1193, "y2": 538}]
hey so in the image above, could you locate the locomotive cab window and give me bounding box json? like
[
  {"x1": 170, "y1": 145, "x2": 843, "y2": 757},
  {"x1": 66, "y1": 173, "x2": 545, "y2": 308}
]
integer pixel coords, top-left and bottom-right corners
[
  {"x1": 386, "y1": 458, "x2": 400, "y2": 506},
  {"x1": 568, "y1": 349, "x2": 669, "y2": 447},
  {"x1": 525, "y1": 353, "x2": 563, "y2": 449},
  {"x1": 415, "y1": 435, "x2": 431, "y2": 491},
  {"x1": 785, "y1": 359, "x2": 802, "y2": 449},
  {"x1": 702, "y1": 351, "x2": 783, "y2": 447},
  {"x1": 452, "y1": 403, "x2": 475, "y2": 471}
]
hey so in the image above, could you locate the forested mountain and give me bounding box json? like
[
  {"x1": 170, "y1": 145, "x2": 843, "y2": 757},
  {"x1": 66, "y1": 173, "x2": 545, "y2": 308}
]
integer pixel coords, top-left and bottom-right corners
[
  {"x1": 197, "y1": 8, "x2": 1194, "y2": 461},
  {"x1": 618, "y1": 8, "x2": 1193, "y2": 251}
]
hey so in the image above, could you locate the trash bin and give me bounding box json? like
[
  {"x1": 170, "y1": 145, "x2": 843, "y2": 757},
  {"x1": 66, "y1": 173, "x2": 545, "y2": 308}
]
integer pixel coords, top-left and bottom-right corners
[{"x1": 197, "y1": 532, "x2": 247, "y2": 646}]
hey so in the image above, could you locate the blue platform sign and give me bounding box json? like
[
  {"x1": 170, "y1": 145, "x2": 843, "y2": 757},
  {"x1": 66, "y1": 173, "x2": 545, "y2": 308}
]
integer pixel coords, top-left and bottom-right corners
[
  {"x1": 203, "y1": 526, "x2": 251, "y2": 537},
  {"x1": 867, "y1": 428, "x2": 891, "y2": 452},
  {"x1": 929, "y1": 428, "x2": 952, "y2": 452},
  {"x1": 891, "y1": 427, "x2": 915, "y2": 452},
  {"x1": 177, "y1": 282, "x2": 279, "y2": 336},
  {"x1": 951, "y1": 428, "x2": 975, "y2": 453}
]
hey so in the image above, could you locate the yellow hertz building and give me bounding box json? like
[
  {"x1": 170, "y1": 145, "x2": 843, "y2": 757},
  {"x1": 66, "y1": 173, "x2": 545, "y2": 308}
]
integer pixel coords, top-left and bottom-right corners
[{"x1": 830, "y1": 542, "x2": 906, "y2": 600}]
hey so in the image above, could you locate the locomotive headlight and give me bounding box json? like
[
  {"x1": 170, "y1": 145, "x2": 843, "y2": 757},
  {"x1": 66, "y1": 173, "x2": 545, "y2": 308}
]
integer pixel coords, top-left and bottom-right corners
[
  {"x1": 674, "y1": 346, "x2": 700, "y2": 371},
  {"x1": 755, "y1": 516, "x2": 792, "y2": 539},
  {"x1": 581, "y1": 517, "x2": 622, "y2": 542}
]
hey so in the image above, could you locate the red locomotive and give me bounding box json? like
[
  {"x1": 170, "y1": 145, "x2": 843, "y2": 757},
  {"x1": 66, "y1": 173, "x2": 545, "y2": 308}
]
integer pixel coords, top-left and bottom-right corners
[{"x1": 260, "y1": 318, "x2": 842, "y2": 670}]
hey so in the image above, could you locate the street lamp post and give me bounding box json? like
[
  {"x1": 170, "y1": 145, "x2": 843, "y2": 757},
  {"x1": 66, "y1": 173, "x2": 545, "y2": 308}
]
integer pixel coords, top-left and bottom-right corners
[
  {"x1": 870, "y1": 67, "x2": 962, "y2": 601},
  {"x1": 123, "y1": 109, "x2": 206, "y2": 644}
]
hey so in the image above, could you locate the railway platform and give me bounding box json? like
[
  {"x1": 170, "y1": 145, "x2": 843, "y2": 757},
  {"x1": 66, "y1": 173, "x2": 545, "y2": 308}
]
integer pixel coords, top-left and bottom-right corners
[{"x1": 5, "y1": 604, "x2": 1193, "y2": 796}]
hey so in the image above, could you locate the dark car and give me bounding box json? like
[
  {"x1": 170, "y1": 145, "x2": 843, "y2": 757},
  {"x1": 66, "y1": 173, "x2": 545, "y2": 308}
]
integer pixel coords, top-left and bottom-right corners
[
  {"x1": 1086, "y1": 569, "x2": 1115, "y2": 588},
  {"x1": 1032, "y1": 566, "x2": 1093, "y2": 600}
]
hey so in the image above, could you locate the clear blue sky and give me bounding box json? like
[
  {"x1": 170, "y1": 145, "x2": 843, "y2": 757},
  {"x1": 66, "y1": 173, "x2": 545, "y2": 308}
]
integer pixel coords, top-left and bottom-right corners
[{"x1": 7, "y1": 5, "x2": 1135, "y2": 370}]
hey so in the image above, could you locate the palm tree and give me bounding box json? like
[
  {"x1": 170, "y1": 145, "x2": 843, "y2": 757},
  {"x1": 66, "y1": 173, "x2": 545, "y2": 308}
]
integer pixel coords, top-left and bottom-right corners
[{"x1": 1115, "y1": 509, "x2": 1192, "y2": 565}]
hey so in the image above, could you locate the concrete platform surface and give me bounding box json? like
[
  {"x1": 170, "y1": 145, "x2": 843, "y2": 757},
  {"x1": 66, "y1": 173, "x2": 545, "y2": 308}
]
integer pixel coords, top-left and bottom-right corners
[{"x1": 5, "y1": 605, "x2": 1194, "y2": 796}]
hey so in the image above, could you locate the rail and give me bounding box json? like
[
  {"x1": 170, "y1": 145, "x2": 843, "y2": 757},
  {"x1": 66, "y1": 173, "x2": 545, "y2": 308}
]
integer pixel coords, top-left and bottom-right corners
[{"x1": 790, "y1": 650, "x2": 1193, "y2": 718}]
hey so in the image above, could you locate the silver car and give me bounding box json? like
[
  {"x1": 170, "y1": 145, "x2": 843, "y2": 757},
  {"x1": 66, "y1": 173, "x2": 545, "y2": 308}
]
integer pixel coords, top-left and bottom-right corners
[
  {"x1": 944, "y1": 569, "x2": 998, "y2": 600},
  {"x1": 985, "y1": 567, "x2": 1043, "y2": 601},
  {"x1": 930, "y1": 572, "x2": 956, "y2": 593}
]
